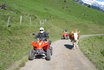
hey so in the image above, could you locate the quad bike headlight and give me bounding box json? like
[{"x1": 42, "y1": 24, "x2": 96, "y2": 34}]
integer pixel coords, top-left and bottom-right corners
[{"x1": 39, "y1": 43, "x2": 42, "y2": 45}]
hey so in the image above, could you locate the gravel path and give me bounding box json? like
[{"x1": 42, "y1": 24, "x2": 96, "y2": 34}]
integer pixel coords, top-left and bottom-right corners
[
  {"x1": 20, "y1": 34, "x2": 104, "y2": 70},
  {"x1": 8, "y1": 34, "x2": 104, "y2": 70}
]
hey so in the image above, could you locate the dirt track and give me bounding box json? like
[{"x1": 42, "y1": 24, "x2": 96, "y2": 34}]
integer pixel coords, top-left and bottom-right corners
[{"x1": 19, "y1": 34, "x2": 104, "y2": 70}]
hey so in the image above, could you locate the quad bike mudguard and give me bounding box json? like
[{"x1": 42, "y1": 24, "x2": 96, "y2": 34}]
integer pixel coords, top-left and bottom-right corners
[{"x1": 31, "y1": 41, "x2": 50, "y2": 50}]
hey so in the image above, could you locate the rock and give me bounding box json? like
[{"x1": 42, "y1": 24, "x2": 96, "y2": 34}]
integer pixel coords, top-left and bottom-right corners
[{"x1": 0, "y1": 4, "x2": 7, "y2": 10}]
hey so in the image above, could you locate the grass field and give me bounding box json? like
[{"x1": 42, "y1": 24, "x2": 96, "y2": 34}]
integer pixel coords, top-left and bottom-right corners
[
  {"x1": 79, "y1": 36, "x2": 104, "y2": 70},
  {"x1": 0, "y1": 0, "x2": 104, "y2": 70}
]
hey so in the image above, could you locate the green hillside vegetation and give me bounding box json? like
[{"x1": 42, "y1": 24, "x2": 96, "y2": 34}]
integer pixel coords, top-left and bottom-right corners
[
  {"x1": 79, "y1": 36, "x2": 104, "y2": 70},
  {"x1": 0, "y1": 0, "x2": 104, "y2": 70}
]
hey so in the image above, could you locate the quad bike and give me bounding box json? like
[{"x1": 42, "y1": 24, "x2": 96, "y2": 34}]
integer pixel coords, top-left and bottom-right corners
[
  {"x1": 28, "y1": 38, "x2": 52, "y2": 61},
  {"x1": 61, "y1": 33, "x2": 69, "y2": 40}
]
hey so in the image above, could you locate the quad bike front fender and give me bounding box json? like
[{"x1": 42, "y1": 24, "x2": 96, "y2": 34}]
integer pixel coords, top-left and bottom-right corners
[
  {"x1": 44, "y1": 41, "x2": 50, "y2": 50},
  {"x1": 31, "y1": 41, "x2": 36, "y2": 46}
]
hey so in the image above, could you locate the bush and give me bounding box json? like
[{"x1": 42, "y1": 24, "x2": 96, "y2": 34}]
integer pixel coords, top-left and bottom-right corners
[{"x1": 101, "y1": 49, "x2": 104, "y2": 56}]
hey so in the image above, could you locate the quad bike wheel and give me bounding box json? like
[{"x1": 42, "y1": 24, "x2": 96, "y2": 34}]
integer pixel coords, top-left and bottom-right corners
[
  {"x1": 28, "y1": 50, "x2": 35, "y2": 60},
  {"x1": 61, "y1": 37, "x2": 63, "y2": 40},
  {"x1": 66, "y1": 36, "x2": 69, "y2": 40},
  {"x1": 45, "y1": 49, "x2": 51, "y2": 61},
  {"x1": 50, "y1": 46, "x2": 53, "y2": 55}
]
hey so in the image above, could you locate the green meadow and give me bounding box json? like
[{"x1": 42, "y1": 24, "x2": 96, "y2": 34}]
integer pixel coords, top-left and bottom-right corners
[{"x1": 79, "y1": 36, "x2": 104, "y2": 70}]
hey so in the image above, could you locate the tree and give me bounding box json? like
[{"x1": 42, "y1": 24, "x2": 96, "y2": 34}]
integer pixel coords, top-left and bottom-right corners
[{"x1": 88, "y1": 5, "x2": 91, "y2": 8}]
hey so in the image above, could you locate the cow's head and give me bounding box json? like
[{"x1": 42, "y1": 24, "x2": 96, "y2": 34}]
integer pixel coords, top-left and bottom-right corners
[{"x1": 72, "y1": 31, "x2": 80, "y2": 41}]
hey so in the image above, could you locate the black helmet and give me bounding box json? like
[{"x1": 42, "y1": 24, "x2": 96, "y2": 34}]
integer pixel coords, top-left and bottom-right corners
[{"x1": 65, "y1": 29, "x2": 67, "y2": 32}]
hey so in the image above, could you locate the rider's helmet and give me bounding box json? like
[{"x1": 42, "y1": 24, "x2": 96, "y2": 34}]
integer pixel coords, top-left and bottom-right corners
[
  {"x1": 64, "y1": 29, "x2": 67, "y2": 32},
  {"x1": 65, "y1": 29, "x2": 67, "y2": 32},
  {"x1": 40, "y1": 27, "x2": 44, "y2": 33}
]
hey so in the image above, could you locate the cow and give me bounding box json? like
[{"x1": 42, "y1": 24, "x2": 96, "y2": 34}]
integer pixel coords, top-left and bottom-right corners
[{"x1": 69, "y1": 30, "x2": 80, "y2": 49}]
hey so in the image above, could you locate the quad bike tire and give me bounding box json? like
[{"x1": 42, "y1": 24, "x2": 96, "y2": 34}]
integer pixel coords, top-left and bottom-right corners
[
  {"x1": 66, "y1": 36, "x2": 69, "y2": 40},
  {"x1": 50, "y1": 46, "x2": 53, "y2": 55},
  {"x1": 28, "y1": 50, "x2": 35, "y2": 60},
  {"x1": 45, "y1": 49, "x2": 51, "y2": 61},
  {"x1": 61, "y1": 37, "x2": 63, "y2": 40},
  {"x1": 65, "y1": 36, "x2": 69, "y2": 40}
]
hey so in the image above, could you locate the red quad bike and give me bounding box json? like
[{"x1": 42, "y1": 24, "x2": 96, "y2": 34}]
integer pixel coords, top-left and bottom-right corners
[
  {"x1": 28, "y1": 38, "x2": 52, "y2": 61},
  {"x1": 61, "y1": 33, "x2": 69, "y2": 40}
]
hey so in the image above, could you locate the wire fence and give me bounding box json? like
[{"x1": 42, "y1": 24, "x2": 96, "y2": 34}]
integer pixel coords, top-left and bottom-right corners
[{"x1": 0, "y1": 15, "x2": 49, "y2": 28}]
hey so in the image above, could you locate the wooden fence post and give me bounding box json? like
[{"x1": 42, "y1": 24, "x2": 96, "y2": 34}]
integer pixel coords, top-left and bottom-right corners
[
  {"x1": 30, "y1": 16, "x2": 31, "y2": 25},
  {"x1": 7, "y1": 16, "x2": 10, "y2": 28},
  {"x1": 40, "y1": 20, "x2": 42, "y2": 25},
  {"x1": 45, "y1": 19, "x2": 46, "y2": 24},
  {"x1": 20, "y1": 16, "x2": 22, "y2": 24}
]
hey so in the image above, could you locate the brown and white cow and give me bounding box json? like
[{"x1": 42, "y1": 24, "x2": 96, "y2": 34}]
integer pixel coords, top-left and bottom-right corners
[{"x1": 69, "y1": 30, "x2": 80, "y2": 49}]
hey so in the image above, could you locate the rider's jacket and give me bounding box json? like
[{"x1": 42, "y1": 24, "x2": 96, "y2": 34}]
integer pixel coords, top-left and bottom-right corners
[{"x1": 35, "y1": 32, "x2": 49, "y2": 41}]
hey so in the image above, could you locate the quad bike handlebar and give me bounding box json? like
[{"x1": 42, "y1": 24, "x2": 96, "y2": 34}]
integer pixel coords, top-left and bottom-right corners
[{"x1": 39, "y1": 37, "x2": 48, "y2": 41}]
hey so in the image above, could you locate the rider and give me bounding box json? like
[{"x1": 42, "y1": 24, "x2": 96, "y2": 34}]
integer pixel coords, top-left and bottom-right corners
[
  {"x1": 62, "y1": 29, "x2": 69, "y2": 39},
  {"x1": 35, "y1": 27, "x2": 49, "y2": 42},
  {"x1": 63, "y1": 29, "x2": 68, "y2": 35}
]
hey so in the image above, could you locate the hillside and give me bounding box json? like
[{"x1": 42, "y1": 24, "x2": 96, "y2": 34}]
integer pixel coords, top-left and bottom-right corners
[{"x1": 0, "y1": 0, "x2": 104, "y2": 70}]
